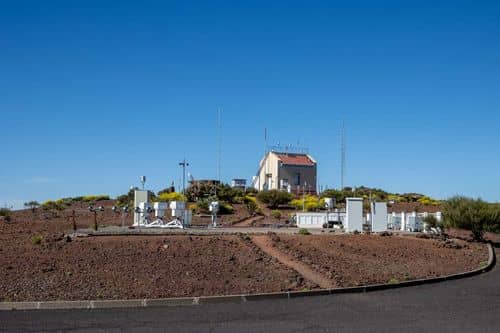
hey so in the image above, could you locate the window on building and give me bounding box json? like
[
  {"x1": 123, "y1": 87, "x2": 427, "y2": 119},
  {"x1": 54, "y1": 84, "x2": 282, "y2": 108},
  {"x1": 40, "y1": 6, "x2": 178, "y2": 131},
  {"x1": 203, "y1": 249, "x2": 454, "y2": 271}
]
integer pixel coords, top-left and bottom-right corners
[{"x1": 294, "y1": 173, "x2": 301, "y2": 186}]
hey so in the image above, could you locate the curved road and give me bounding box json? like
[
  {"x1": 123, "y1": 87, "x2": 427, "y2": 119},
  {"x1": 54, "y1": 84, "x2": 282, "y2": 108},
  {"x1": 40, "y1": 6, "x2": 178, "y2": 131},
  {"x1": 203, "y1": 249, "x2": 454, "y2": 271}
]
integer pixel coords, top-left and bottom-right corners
[{"x1": 1, "y1": 249, "x2": 499, "y2": 333}]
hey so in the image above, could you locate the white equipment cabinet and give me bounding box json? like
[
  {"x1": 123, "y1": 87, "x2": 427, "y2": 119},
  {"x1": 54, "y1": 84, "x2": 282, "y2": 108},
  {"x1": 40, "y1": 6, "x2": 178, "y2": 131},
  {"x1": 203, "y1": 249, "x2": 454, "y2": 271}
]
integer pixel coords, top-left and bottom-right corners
[
  {"x1": 345, "y1": 198, "x2": 363, "y2": 233},
  {"x1": 371, "y1": 202, "x2": 388, "y2": 232}
]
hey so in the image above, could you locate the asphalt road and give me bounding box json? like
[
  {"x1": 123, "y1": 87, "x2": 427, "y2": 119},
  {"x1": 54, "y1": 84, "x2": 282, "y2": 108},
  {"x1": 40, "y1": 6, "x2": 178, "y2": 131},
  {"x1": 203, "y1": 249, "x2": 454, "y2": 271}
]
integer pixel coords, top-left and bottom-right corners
[{"x1": 1, "y1": 249, "x2": 498, "y2": 333}]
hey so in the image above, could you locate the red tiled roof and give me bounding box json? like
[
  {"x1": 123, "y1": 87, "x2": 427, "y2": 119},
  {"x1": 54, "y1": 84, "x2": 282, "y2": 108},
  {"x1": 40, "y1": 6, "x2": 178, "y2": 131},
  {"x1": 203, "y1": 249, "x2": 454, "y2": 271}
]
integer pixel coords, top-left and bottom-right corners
[{"x1": 276, "y1": 153, "x2": 315, "y2": 166}]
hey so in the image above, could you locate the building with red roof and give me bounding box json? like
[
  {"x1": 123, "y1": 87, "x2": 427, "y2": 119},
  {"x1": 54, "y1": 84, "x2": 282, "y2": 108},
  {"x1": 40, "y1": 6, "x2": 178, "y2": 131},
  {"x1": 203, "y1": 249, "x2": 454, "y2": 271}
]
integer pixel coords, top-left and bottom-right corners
[{"x1": 252, "y1": 151, "x2": 317, "y2": 194}]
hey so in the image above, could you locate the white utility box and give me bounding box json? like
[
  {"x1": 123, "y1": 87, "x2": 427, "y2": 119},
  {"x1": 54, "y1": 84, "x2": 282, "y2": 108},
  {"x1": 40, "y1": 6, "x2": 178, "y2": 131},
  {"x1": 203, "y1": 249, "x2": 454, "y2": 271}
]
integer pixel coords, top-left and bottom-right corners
[
  {"x1": 153, "y1": 202, "x2": 168, "y2": 218},
  {"x1": 345, "y1": 197, "x2": 363, "y2": 233},
  {"x1": 371, "y1": 202, "x2": 388, "y2": 232},
  {"x1": 133, "y1": 190, "x2": 149, "y2": 225}
]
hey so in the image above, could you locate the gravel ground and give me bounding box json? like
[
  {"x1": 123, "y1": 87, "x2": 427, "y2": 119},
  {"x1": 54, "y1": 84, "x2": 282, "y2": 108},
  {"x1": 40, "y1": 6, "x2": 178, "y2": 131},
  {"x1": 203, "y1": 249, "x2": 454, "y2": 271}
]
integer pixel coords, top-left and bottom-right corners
[{"x1": 268, "y1": 233, "x2": 489, "y2": 287}]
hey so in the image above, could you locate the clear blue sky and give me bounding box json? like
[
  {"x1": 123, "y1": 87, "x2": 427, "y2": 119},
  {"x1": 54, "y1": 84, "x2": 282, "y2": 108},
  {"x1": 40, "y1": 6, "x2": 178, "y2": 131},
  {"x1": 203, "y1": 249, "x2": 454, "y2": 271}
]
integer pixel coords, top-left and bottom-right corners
[{"x1": 1, "y1": 0, "x2": 499, "y2": 208}]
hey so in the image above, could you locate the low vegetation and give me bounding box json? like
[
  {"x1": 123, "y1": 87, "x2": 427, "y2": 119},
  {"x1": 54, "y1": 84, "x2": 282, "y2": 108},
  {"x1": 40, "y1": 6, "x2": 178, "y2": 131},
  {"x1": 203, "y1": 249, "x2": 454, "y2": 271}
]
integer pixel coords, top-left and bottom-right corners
[
  {"x1": 24, "y1": 201, "x2": 40, "y2": 213},
  {"x1": 157, "y1": 192, "x2": 187, "y2": 202},
  {"x1": 321, "y1": 186, "x2": 441, "y2": 205},
  {"x1": 290, "y1": 195, "x2": 324, "y2": 212},
  {"x1": 298, "y1": 228, "x2": 311, "y2": 235},
  {"x1": 0, "y1": 208, "x2": 11, "y2": 222},
  {"x1": 271, "y1": 210, "x2": 282, "y2": 219},
  {"x1": 83, "y1": 195, "x2": 110, "y2": 202},
  {"x1": 442, "y1": 196, "x2": 500, "y2": 241},
  {"x1": 30, "y1": 234, "x2": 43, "y2": 245},
  {"x1": 257, "y1": 190, "x2": 293, "y2": 209},
  {"x1": 41, "y1": 200, "x2": 65, "y2": 212}
]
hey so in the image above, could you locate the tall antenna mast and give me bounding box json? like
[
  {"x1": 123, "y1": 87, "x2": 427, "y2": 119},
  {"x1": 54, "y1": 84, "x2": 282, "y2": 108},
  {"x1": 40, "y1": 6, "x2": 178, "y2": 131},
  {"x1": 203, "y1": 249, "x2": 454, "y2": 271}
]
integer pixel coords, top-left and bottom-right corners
[
  {"x1": 217, "y1": 108, "x2": 222, "y2": 183},
  {"x1": 340, "y1": 121, "x2": 346, "y2": 190},
  {"x1": 264, "y1": 127, "x2": 268, "y2": 155}
]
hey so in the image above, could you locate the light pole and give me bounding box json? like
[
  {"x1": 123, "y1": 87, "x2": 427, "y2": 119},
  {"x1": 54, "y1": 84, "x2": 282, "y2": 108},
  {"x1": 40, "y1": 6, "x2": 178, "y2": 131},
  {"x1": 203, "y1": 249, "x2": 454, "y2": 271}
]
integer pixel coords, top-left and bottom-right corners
[
  {"x1": 179, "y1": 159, "x2": 189, "y2": 195},
  {"x1": 303, "y1": 182, "x2": 307, "y2": 212}
]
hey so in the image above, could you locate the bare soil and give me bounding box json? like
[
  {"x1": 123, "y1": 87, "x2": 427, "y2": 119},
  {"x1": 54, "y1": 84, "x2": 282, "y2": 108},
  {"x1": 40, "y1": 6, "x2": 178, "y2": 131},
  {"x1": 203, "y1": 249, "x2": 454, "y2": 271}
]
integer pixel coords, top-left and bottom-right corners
[
  {"x1": 0, "y1": 207, "x2": 490, "y2": 302},
  {"x1": 252, "y1": 235, "x2": 335, "y2": 289},
  {"x1": 0, "y1": 233, "x2": 313, "y2": 301},
  {"x1": 268, "y1": 233, "x2": 489, "y2": 287}
]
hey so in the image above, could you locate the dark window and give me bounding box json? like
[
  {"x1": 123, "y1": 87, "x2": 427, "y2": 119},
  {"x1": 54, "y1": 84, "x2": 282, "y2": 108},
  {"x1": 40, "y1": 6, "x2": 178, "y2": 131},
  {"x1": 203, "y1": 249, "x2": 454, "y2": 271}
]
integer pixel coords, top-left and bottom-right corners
[{"x1": 294, "y1": 173, "x2": 301, "y2": 186}]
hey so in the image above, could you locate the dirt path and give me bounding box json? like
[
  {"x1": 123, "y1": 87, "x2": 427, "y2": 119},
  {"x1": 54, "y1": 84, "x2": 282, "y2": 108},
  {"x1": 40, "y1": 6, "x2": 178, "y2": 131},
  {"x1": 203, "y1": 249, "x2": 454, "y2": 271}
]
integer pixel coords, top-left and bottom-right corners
[
  {"x1": 251, "y1": 235, "x2": 336, "y2": 289},
  {"x1": 233, "y1": 215, "x2": 265, "y2": 227}
]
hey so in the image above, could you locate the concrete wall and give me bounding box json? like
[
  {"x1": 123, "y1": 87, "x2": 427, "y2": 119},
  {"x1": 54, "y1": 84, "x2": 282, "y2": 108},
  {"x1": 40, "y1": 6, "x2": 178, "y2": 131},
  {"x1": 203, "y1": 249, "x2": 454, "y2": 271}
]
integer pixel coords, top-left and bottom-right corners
[{"x1": 278, "y1": 164, "x2": 317, "y2": 193}]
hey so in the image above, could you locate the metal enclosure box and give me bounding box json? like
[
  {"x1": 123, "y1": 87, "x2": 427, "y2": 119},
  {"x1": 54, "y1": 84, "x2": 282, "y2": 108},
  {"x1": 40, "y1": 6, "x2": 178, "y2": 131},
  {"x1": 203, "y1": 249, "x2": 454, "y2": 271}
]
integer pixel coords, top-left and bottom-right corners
[
  {"x1": 371, "y1": 202, "x2": 388, "y2": 232},
  {"x1": 345, "y1": 197, "x2": 363, "y2": 232},
  {"x1": 134, "y1": 190, "x2": 149, "y2": 225},
  {"x1": 183, "y1": 210, "x2": 192, "y2": 226},
  {"x1": 153, "y1": 202, "x2": 168, "y2": 218},
  {"x1": 169, "y1": 201, "x2": 185, "y2": 211}
]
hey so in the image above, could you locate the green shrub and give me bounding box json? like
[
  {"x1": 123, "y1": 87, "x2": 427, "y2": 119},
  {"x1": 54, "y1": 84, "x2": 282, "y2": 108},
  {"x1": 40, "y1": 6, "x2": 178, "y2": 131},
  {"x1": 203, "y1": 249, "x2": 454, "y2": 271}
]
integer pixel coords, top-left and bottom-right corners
[
  {"x1": 31, "y1": 234, "x2": 43, "y2": 245},
  {"x1": 216, "y1": 184, "x2": 244, "y2": 204},
  {"x1": 243, "y1": 195, "x2": 258, "y2": 215},
  {"x1": 115, "y1": 189, "x2": 135, "y2": 208},
  {"x1": 418, "y1": 196, "x2": 441, "y2": 206},
  {"x1": 0, "y1": 208, "x2": 10, "y2": 217},
  {"x1": 290, "y1": 195, "x2": 322, "y2": 211},
  {"x1": 219, "y1": 202, "x2": 234, "y2": 215},
  {"x1": 271, "y1": 210, "x2": 282, "y2": 219},
  {"x1": 298, "y1": 228, "x2": 311, "y2": 235},
  {"x1": 257, "y1": 190, "x2": 293, "y2": 209},
  {"x1": 157, "y1": 192, "x2": 187, "y2": 202},
  {"x1": 83, "y1": 195, "x2": 110, "y2": 202},
  {"x1": 186, "y1": 182, "x2": 243, "y2": 203},
  {"x1": 41, "y1": 200, "x2": 65, "y2": 211},
  {"x1": 442, "y1": 196, "x2": 500, "y2": 241},
  {"x1": 196, "y1": 199, "x2": 210, "y2": 213},
  {"x1": 245, "y1": 187, "x2": 258, "y2": 196},
  {"x1": 24, "y1": 201, "x2": 40, "y2": 212},
  {"x1": 423, "y1": 215, "x2": 439, "y2": 229},
  {"x1": 0, "y1": 208, "x2": 11, "y2": 222}
]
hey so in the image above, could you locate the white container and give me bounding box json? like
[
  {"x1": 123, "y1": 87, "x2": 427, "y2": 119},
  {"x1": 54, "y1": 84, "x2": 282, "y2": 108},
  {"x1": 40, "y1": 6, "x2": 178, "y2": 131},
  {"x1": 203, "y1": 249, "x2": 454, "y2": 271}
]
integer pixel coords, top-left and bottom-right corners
[{"x1": 296, "y1": 212, "x2": 328, "y2": 229}]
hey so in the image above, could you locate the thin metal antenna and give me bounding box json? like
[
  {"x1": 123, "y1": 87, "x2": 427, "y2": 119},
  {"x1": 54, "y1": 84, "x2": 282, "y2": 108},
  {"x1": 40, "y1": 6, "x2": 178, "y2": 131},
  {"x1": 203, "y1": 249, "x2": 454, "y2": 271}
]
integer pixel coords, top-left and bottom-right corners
[
  {"x1": 340, "y1": 121, "x2": 346, "y2": 190},
  {"x1": 217, "y1": 108, "x2": 222, "y2": 183}
]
